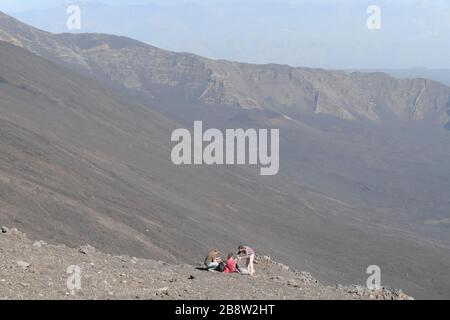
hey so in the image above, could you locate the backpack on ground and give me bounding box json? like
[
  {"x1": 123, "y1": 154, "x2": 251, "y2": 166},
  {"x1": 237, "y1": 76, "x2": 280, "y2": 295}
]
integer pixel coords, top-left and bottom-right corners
[{"x1": 217, "y1": 261, "x2": 226, "y2": 272}]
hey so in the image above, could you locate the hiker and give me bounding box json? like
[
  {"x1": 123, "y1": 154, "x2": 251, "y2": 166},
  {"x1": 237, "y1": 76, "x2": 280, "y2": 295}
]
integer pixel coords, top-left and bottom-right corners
[
  {"x1": 204, "y1": 249, "x2": 222, "y2": 271},
  {"x1": 223, "y1": 253, "x2": 237, "y2": 273},
  {"x1": 237, "y1": 245, "x2": 255, "y2": 275}
]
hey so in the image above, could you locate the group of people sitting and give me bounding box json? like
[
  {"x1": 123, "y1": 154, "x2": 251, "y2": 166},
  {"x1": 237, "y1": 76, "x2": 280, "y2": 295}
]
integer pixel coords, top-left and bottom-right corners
[{"x1": 204, "y1": 245, "x2": 255, "y2": 275}]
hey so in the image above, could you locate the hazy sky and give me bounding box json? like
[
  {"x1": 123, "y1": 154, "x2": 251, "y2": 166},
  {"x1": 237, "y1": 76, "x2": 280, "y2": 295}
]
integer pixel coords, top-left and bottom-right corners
[{"x1": 0, "y1": 0, "x2": 449, "y2": 69}]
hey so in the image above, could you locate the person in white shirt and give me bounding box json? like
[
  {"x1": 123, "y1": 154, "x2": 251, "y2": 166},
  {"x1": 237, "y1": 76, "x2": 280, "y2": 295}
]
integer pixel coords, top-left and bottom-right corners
[{"x1": 237, "y1": 245, "x2": 255, "y2": 275}]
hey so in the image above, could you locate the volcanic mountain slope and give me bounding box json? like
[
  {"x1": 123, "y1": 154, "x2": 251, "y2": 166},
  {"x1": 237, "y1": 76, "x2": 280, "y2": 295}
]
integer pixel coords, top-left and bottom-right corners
[
  {"x1": 1, "y1": 39, "x2": 315, "y2": 268},
  {"x1": 0, "y1": 10, "x2": 449, "y2": 128},
  {"x1": 2, "y1": 11, "x2": 450, "y2": 238},
  {"x1": 0, "y1": 39, "x2": 447, "y2": 300},
  {"x1": 1, "y1": 12, "x2": 450, "y2": 299},
  {"x1": 0, "y1": 40, "x2": 180, "y2": 262},
  {"x1": 0, "y1": 226, "x2": 413, "y2": 300}
]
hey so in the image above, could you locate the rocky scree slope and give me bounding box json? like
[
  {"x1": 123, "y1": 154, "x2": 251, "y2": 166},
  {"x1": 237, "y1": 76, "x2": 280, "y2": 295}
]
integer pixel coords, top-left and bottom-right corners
[{"x1": 0, "y1": 226, "x2": 413, "y2": 300}]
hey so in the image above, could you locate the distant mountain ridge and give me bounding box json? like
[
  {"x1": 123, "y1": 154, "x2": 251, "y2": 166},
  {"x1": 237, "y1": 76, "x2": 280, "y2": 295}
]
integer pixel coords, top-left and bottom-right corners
[
  {"x1": 356, "y1": 68, "x2": 450, "y2": 87},
  {"x1": 0, "y1": 11, "x2": 449, "y2": 129},
  {"x1": 5, "y1": 0, "x2": 450, "y2": 70}
]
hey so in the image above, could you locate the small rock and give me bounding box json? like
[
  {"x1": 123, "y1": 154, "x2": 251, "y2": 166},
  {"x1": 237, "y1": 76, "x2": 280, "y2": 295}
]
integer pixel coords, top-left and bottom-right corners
[
  {"x1": 287, "y1": 280, "x2": 300, "y2": 288},
  {"x1": 188, "y1": 275, "x2": 195, "y2": 280},
  {"x1": 32, "y1": 241, "x2": 42, "y2": 248},
  {"x1": 1, "y1": 226, "x2": 8, "y2": 234},
  {"x1": 78, "y1": 244, "x2": 96, "y2": 255},
  {"x1": 119, "y1": 256, "x2": 129, "y2": 262},
  {"x1": 393, "y1": 289, "x2": 414, "y2": 300},
  {"x1": 353, "y1": 285, "x2": 364, "y2": 296},
  {"x1": 17, "y1": 261, "x2": 30, "y2": 269}
]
